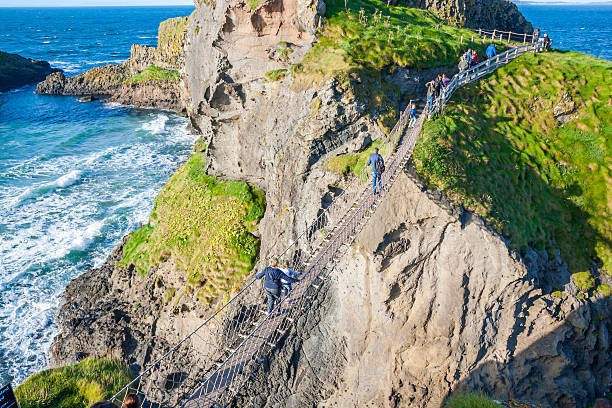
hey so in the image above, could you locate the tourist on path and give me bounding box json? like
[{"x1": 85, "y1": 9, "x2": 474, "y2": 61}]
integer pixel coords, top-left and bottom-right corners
[
  {"x1": 366, "y1": 147, "x2": 385, "y2": 195},
  {"x1": 471, "y1": 50, "x2": 478, "y2": 65},
  {"x1": 434, "y1": 74, "x2": 442, "y2": 97},
  {"x1": 486, "y1": 43, "x2": 497, "y2": 59},
  {"x1": 91, "y1": 402, "x2": 116, "y2": 408},
  {"x1": 425, "y1": 80, "x2": 435, "y2": 109},
  {"x1": 279, "y1": 262, "x2": 301, "y2": 297},
  {"x1": 533, "y1": 27, "x2": 540, "y2": 43},
  {"x1": 441, "y1": 73, "x2": 450, "y2": 88},
  {"x1": 458, "y1": 55, "x2": 468, "y2": 72},
  {"x1": 408, "y1": 101, "x2": 417, "y2": 128},
  {"x1": 256, "y1": 260, "x2": 299, "y2": 315},
  {"x1": 542, "y1": 33, "x2": 552, "y2": 51}
]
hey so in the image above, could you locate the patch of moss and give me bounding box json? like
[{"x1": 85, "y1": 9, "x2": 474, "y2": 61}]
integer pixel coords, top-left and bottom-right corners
[
  {"x1": 552, "y1": 290, "x2": 563, "y2": 299},
  {"x1": 157, "y1": 15, "x2": 189, "y2": 67},
  {"x1": 15, "y1": 358, "x2": 134, "y2": 408},
  {"x1": 119, "y1": 152, "x2": 265, "y2": 304},
  {"x1": 163, "y1": 287, "x2": 177, "y2": 303},
  {"x1": 125, "y1": 65, "x2": 179, "y2": 84},
  {"x1": 574, "y1": 272, "x2": 596, "y2": 293},
  {"x1": 265, "y1": 69, "x2": 288, "y2": 81},
  {"x1": 413, "y1": 52, "x2": 611, "y2": 277},
  {"x1": 597, "y1": 283, "x2": 611, "y2": 297}
]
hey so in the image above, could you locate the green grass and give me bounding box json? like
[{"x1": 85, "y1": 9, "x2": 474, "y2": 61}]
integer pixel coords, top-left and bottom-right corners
[
  {"x1": 265, "y1": 69, "x2": 288, "y2": 81},
  {"x1": 597, "y1": 284, "x2": 611, "y2": 297},
  {"x1": 296, "y1": 0, "x2": 509, "y2": 84},
  {"x1": 573, "y1": 271, "x2": 595, "y2": 292},
  {"x1": 125, "y1": 65, "x2": 179, "y2": 84},
  {"x1": 119, "y1": 152, "x2": 266, "y2": 303},
  {"x1": 552, "y1": 290, "x2": 563, "y2": 299},
  {"x1": 15, "y1": 358, "x2": 134, "y2": 408},
  {"x1": 325, "y1": 139, "x2": 383, "y2": 175},
  {"x1": 443, "y1": 392, "x2": 498, "y2": 408},
  {"x1": 413, "y1": 52, "x2": 611, "y2": 284}
]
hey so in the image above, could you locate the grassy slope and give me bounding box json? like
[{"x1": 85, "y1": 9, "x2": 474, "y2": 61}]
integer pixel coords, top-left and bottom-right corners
[
  {"x1": 15, "y1": 358, "x2": 133, "y2": 408},
  {"x1": 302, "y1": 0, "x2": 510, "y2": 165},
  {"x1": 413, "y1": 51, "x2": 611, "y2": 290},
  {"x1": 119, "y1": 152, "x2": 265, "y2": 303},
  {"x1": 443, "y1": 392, "x2": 498, "y2": 408},
  {"x1": 125, "y1": 65, "x2": 179, "y2": 84}
]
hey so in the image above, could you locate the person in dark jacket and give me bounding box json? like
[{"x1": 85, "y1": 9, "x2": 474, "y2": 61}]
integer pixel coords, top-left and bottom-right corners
[
  {"x1": 542, "y1": 33, "x2": 552, "y2": 51},
  {"x1": 366, "y1": 147, "x2": 385, "y2": 195},
  {"x1": 256, "y1": 260, "x2": 299, "y2": 314},
  {"x1": 441, "y1": 73, "x2": 450, "y2": 88},
  {"x1": 122, "y1": 394, "x2": 140, "y2": 408}
]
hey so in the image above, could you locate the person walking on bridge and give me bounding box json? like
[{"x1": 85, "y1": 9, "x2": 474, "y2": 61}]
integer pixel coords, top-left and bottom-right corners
[
  {"x1": 408, "y1": 101, "x2": 417, "y2": 128},
  {"x1": 486, "y1": 43, "x2": 497, "y2": 59},
  {"x1": 366, "y1": 147, "x2": 385, "y2": 195},
  {"x1": 256, "y1": 259, "x2": 299, "y2": 315},
  {"x1": 279, "y1": 262, "x2": 301, "y2": 297}
]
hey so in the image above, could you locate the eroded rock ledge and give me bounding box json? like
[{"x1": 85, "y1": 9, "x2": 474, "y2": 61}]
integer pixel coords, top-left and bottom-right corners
[{"x1": 0, "y1": 51, "x2": 61, "y2": 92}]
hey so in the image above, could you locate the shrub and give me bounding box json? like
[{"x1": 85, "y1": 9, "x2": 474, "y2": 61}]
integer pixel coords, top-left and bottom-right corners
[
  {"x1": 597, "y1": 283, "x2": 611, "y2": 297},
  {"x1": 572, "y1": 272, "x2": 595, "y2": 292}
]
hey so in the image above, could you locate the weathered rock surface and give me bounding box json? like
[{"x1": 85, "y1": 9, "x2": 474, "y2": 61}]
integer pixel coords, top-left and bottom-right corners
[
  {"x1": 233, "y1": 169, "x2": 611, "y2": 408},
  {"x1": 36, "y1": 65, "x2": 126, "y2": 96},
  {"x1": 403, "y1": 0, "x2": 533, "y2": 33},
  {"x1": 0, "y1": 51, "x2": 61, "y2": 92},
  {"x1": 105, "y1": 80, "x2": 186, "y2": 113}
]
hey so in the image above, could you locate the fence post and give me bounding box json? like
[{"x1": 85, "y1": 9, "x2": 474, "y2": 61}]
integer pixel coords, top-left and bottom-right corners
[
  {"x1": 508, "y1": 32, "x2": 511, "y2": 42},
  {"x1": 492, "y1": 29, "x2": 496, "y2": 40},
  {"x1": 471, "y1": 35, "x2": 474, "y2": 42},
  {"x1": 523, "y1": 33, "x2": 527, "y2": 44},
  {"x1": 460, "y1": 35, "x2": 463, "y2": 44}
]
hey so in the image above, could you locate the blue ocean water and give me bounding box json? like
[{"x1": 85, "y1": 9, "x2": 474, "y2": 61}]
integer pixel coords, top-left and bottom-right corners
[
  {"x1": 517, "y1": 4, "x2": 612, "y2": 61},
  {"x1": 0, "y1": 6, "x2": 194, "y2": 386}
]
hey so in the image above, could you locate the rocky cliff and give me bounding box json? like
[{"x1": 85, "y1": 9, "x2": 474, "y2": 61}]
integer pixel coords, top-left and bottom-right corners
[
  {"x1": 404, "y1": 0, "x2": 533, "y2": 33},
  {"x1": 0, "y1": 51, "x2": 61, "y2": 92},
  {"x1": 45, "y1": 0, "x2": 612, "y2": 407}
]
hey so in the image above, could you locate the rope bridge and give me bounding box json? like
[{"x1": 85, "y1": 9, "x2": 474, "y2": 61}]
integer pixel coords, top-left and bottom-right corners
[{"x1": 111, "y1": 31, "x2": 543, "y2": 408}]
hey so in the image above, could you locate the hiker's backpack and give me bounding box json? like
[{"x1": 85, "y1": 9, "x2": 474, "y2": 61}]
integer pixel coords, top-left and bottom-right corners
[{"x1": 375, "y1": 155, "x2": 385, "y2": 174}]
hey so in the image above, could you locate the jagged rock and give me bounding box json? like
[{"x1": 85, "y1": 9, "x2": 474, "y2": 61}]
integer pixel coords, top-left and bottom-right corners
[
  {"x1": 36, "y1": 65, "x2": 126, "y2": 96},
  {"x1": 105, "y1": 80, "x2": 185, "y2": 113},
  {"x1": 553, "y1": 92, "x2": 576, "y2": 125},
  {"x1": 233, "y1": 170, "x2": 611, "y2": 408},
  {"x1": 404, "y1": 0, "x2": 533, "y2": 33},
  {"x1": 0, "y1": 51, "x2": 61, "y2": 92},
  {"x1": 76, "y1": 95, "x2": 95, "y2": 102}
]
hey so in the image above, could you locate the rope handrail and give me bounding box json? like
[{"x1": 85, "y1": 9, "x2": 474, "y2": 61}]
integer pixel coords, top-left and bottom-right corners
[
  {"x1": 465, "y1": 27, "x2": 537, "y2": 44},
  {"x1": 111, "y1": 29, "x2": 543, "y2": 408}
]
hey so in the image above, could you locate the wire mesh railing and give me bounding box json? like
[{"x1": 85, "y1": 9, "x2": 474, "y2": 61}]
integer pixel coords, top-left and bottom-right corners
[{"x1": 111, "y1": 33, "x2": 540, "y2": 408}]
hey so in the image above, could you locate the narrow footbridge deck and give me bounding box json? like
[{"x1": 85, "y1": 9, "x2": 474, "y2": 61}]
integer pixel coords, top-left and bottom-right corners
[{"x1": 112, "y1": 36, "x2": 543, "y2": 408}]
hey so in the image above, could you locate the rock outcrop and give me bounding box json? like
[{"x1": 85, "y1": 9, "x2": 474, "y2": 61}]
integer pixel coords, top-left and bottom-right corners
[
  {"x1": 35, "y1": 16, "x2": 189, "y2": 112},
  {"x1": 233, "y1": 169, "x2": 611, "y2": 408},
  {"x1": 404, "y1": 0, "x2": 533, "y2": 33},
  {"x1": 0, "y1": 51, "x2": 61, "y2": 92}
]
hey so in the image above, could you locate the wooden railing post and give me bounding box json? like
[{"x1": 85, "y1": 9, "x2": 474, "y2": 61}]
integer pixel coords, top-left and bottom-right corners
[
  {"x1": 508, "y1": 32, "x2": 511, "y2": 42},
  {"x1": 523, "y1": 33, "x2": 527, "y2": 44},
  {"x1": 492, "y1": 29, "x2": 496, "y2": 40}
]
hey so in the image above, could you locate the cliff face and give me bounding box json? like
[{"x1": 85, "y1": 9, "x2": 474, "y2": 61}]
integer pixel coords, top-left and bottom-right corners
[
  {"x1": 233, "y1": 170, "x2": 611, "y2": 408},
  {"x1": 404, "y1": 0, "x2": 533, "y2": 33},
  {"x1": 0, "y1": 51, "x2": 61, "y2": 92}
]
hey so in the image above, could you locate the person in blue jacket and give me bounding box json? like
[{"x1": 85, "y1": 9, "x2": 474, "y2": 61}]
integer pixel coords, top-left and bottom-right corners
[
  {"x1": 256, "y1": 259, "x2": 299, "y2": 314},
  {"x1": 486, "y1": 43, "x2": 497, "y2": 59},
  {"x1": 366, "y1": 147, "x2": 385, "y2": 195}
]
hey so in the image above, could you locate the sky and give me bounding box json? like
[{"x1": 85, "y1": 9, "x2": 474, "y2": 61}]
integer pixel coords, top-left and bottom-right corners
[{"x1": 0, "y1": 0, "x2": 609, "y2": 6}]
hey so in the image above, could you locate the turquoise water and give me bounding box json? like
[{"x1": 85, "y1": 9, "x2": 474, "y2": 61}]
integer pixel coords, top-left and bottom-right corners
[{"x1": 0, "y1": 6, "x2": 194, "y2": 385}]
